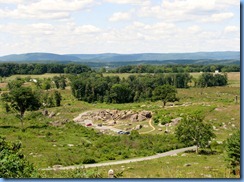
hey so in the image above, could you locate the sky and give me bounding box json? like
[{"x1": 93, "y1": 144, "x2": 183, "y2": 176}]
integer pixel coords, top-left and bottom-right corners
[{"x1": 0, "y1": 0, "x2": 240, "y2": 56}]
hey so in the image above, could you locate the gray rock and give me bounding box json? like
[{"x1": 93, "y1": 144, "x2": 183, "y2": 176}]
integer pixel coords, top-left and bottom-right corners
[{"x1": 48, "y1": 112, "x2": 56, "y2": 118}]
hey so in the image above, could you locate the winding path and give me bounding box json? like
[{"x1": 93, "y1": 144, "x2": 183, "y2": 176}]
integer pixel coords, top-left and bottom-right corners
[
  {"x1": 139, "y1": 119, "x2": 155, "y2": 134},
  {"x1": 41, "y1": 146, "x2": 196, "y2": 171}
]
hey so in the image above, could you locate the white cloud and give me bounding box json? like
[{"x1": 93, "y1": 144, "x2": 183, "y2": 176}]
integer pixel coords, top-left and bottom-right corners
[
  {"x1": 187, "y1": 25, "x2": 201, "y2": 34},
  {"x1": 109, "y1": 12, "x2": 131, "y2": 22},
  {"x1": 224, "y1": 26, "x2": 239, "y2": 33},
  {"x1": 0, "y1": 0, "x2": 240, "y2": 55},
  {"x1": 202, "y1": 12, "x2": 234, "y2": 22},
  {"x1": 0, "y1": 0, "x2": 96, "y2": 20},
  {"x1": 104, "y1": 0, "x2": 150, "y2": 5},
  {"x1": 137, "y1": 0, "x2": 238, "y2": 23},
  {"x1": 74, "y1": 25, "x2": 101, "y2": 34}
]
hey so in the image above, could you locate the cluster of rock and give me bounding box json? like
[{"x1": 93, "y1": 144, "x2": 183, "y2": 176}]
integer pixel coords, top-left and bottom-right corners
[
  {"x1": 73, "y1": 109, "x2": 152, "y2": 123},
  {"x1": 42, "y1": 110, "x2": 56, "y2": 118},
  {"x1": 164, "y1": 117, "x2": 182, "y2": 127}
]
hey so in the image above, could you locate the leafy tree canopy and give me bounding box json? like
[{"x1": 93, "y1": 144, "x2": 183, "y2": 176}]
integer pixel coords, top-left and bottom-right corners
[
  {"x1": 225, "y1": 130, "x2": 240, "y2": 175},
  {"x1": 0, "y1": 136, "x2": 36, "y2": 178},
  {"x1": 152, "y1": 84, "x2": 178, "y2": 107},
  {"x1": 175, "y1": 115, "x2": 216, "y2": 153}
]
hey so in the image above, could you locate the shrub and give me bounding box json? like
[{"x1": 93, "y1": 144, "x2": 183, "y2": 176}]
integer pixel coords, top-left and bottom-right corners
[{"x1": 83, "y1": 157, "x2": 96, "y2": 164}]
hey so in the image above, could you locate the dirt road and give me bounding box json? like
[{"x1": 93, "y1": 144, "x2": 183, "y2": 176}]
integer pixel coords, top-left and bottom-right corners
[
  {"x1": 139, "y1": 119, "x2": 155, "y2": 134},
  {"x1": 42, "y1": 146, "x2": 196, "y2": 171}
]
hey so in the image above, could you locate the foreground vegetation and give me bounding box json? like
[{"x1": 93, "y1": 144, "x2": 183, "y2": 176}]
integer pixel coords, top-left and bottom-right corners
[{"x1": 0, "y1": 65, "x2": 240, "y2": 178}]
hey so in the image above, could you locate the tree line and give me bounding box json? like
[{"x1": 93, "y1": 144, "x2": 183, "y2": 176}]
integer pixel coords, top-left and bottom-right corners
[
  {"x1": 0, "y1": 63, "x2": 92, "y2": 77},
  {"x1": 111, "y1": 64, "x2": 240, "y2": 73}
]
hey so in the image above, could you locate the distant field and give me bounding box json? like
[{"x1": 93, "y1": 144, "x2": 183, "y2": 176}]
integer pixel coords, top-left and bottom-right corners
[{"x1": 4, "y1": 73, "x2": 66, "y2": 81}]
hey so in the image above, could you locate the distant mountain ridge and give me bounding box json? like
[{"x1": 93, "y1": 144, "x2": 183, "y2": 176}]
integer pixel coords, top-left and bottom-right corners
[{"x1": 0, "y1": 51, "x2": 240, "y2": 65}]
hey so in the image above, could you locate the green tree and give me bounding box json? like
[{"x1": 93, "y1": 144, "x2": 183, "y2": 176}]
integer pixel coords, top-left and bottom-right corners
[
  {"x1": 225, "y1": 130, "x2": 240, "y2": 175},
  {"x1": 0, "y1": 136, "x2": 36, "y2": 178},
  {"x1": 152, "y1": 84, "x2": 178, "y2": 107},
  {"x1": 54, "y1": 90, "x2": 62, "y2": 107},
  {"x1": 175, "y1": 115, "x2": 216, "y2": 154},
  {"x1": 110, "y1": 84, "x2": 133, "y2": 103},
  {"x1": 1, "y1": 86, "x2": 41, "y2": 129}
]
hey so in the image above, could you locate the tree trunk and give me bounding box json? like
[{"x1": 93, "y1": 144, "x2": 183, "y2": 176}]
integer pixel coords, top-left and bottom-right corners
[
  {"x1": 163, "y1": 101, "x2": 166, "y2": 108},
  {"x1": 20, "y1": 112, "x2": 24, "y2": 130},
  {"x1": 196, "y1": 145, "x2": 199, "y2": 154}
]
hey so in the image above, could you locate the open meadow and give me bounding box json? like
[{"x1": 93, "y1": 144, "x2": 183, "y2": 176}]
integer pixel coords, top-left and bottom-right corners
[{"x1": 0, "y1": 72, "x2": 240, "y2": 178}]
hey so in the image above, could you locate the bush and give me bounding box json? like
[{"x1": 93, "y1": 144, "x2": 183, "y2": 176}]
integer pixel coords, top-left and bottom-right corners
[
  {"x1": 0, "y1": 136, "x2": 36, "y2": 178},
  {"x1": 83, "y1": 157, "x2": 96, "y2": 164}
]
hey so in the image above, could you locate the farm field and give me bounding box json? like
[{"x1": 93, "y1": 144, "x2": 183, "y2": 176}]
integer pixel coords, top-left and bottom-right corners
[{"x1": 0, "y1": 72, "x2": 240, "y2": 178}]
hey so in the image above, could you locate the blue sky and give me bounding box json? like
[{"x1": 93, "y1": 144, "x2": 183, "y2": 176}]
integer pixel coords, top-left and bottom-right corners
[{"x1": 0, "y1": 0, "x2": 240, "y2": 56}]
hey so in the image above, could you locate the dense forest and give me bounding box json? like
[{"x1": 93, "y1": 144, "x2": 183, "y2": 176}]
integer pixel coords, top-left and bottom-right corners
[
  {"x1": 70, "y1": 72, "x2": 227, "y2": 104},
  {"x1": 0, "y1": 63, "x2": 240, "y2": 77},
  {"x1": 0, "y1": 63, "x2": 92, "y2": 77},
  {"x1": 111, "y1": 64, "x2": 240, "y2": 73}
]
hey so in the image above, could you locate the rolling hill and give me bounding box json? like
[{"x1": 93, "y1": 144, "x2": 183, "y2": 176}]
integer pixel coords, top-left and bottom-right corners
[{"x1": 0, "y1": 51, "x2": 240, "y2": 66}]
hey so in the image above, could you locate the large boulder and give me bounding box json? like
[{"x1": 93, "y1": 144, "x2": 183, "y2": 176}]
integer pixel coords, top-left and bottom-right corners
[
  {"x1": 137, "y1": 114, "x2": 147, "y2": 122},
  {"x1": 130, "y1": 114, "x2": 138, "y2": 122},
  {"x1": 141, "y1": 111, "x2": 152, "y2": 118},
  {"x1": 135, "y1": 124, "x2": 142, "y2": 130}
]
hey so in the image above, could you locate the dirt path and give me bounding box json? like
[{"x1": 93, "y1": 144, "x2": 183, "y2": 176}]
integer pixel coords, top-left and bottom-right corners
[
  {"x1": 139, "y1": 119, "x2": 155, "y2": 134},
  {"x1": 41, "y1": 146, "x2": 196, "y2": 171}
]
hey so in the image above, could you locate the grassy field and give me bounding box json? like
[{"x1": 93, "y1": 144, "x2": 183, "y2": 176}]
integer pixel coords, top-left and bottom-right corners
[
  {"x1": 0, "y1": 72, "x2": 240, "y2": 178},
  {"x1": 3, "y1": 73, "x2": 66, "y2": 81}
]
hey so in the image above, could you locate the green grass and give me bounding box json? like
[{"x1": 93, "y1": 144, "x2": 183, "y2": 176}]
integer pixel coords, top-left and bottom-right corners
[
  {"x1": 0, "y1": 72, "x2": 240, "y2": 178},
  {"x1": 39, "y1": 151, "x2": 237, "y2": 178},
  {"x1": 4, "y1": 73, "x2": 66, "y2": 81}
]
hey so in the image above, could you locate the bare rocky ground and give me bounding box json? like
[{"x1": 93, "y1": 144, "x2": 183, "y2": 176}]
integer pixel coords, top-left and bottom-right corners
[{"x1": 73, "y1": 109, "x2": 152, "y2": 134}]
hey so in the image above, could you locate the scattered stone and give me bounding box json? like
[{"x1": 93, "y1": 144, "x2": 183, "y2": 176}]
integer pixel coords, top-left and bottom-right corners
[
  {"x1": 53, "y1": 165, "x2": 62, "y2": 169},
  {"x1": 181, "y1": 153, "x2": 187, "y2": 156},
  {"x1": 48, "y1": 112, "x2": 56, "y2": 118},
  {"x1": 204, "y1": 174, "x2": 212, "y2": 178},
  {"x1": 171, "y1": 117, "x2": 182, "y2": 125},
  {"x1": 130, "y1": 114, "x2": 138, "y2": 122},
  {"x1": 42, "y1": 110, "x2": 48, "y2": 116},
  {"x1": 158, "y1": 128, "x2": 162, "y2": 131},
  {"x1": 184, "y1": 163, "x2": 191, "y2": 167},
  {"x1": 67, "y1": 144, "x2": 74, "y2": 147},
  {"x1": 135, "y1": 124, "x2": 142, "y2": 130}
]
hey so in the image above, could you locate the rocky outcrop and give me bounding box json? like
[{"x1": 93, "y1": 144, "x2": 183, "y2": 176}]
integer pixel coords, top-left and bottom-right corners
[{"x1": 74, "y1": 110, "x2": 152, "y2": 123}]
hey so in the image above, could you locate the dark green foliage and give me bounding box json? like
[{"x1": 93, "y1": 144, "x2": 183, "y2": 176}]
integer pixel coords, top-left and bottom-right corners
[
  {"x1": 1, "y1": 86, "x2": 41, "y2": 128},
  {"x1": 0, "y1": 63, "x2": 91, "y2": 77},
  {"x1": 113, "y1": 64, "x2": 240, "y2": 73},
  {"x1": 110, "y1": 83, "x2": 133, "y2": 103},
  {"x1": 225, "y1": 130, "x2": 240, "y2": 175},
  {"x1": 54, "y1": 91, "x2": 62, "y2": 106},
  {"x1": 70, "y1": 73, "x2": 186, "y2": 103},
  {"x1": 82, "y1": 158, "x2": 96, "y2": 164},
  {"x1": 152, "y1": 85, "x2": 178, "y2": 107},
  {"x1": 197, "y1": 73, "x2": 228, "y2": 87},
  {"x1": 0, "y1": 136, "x2": 36, "y2": 178},
  {"x1": 175, "y1": 115, "x2": 216, "y2": 153}
]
